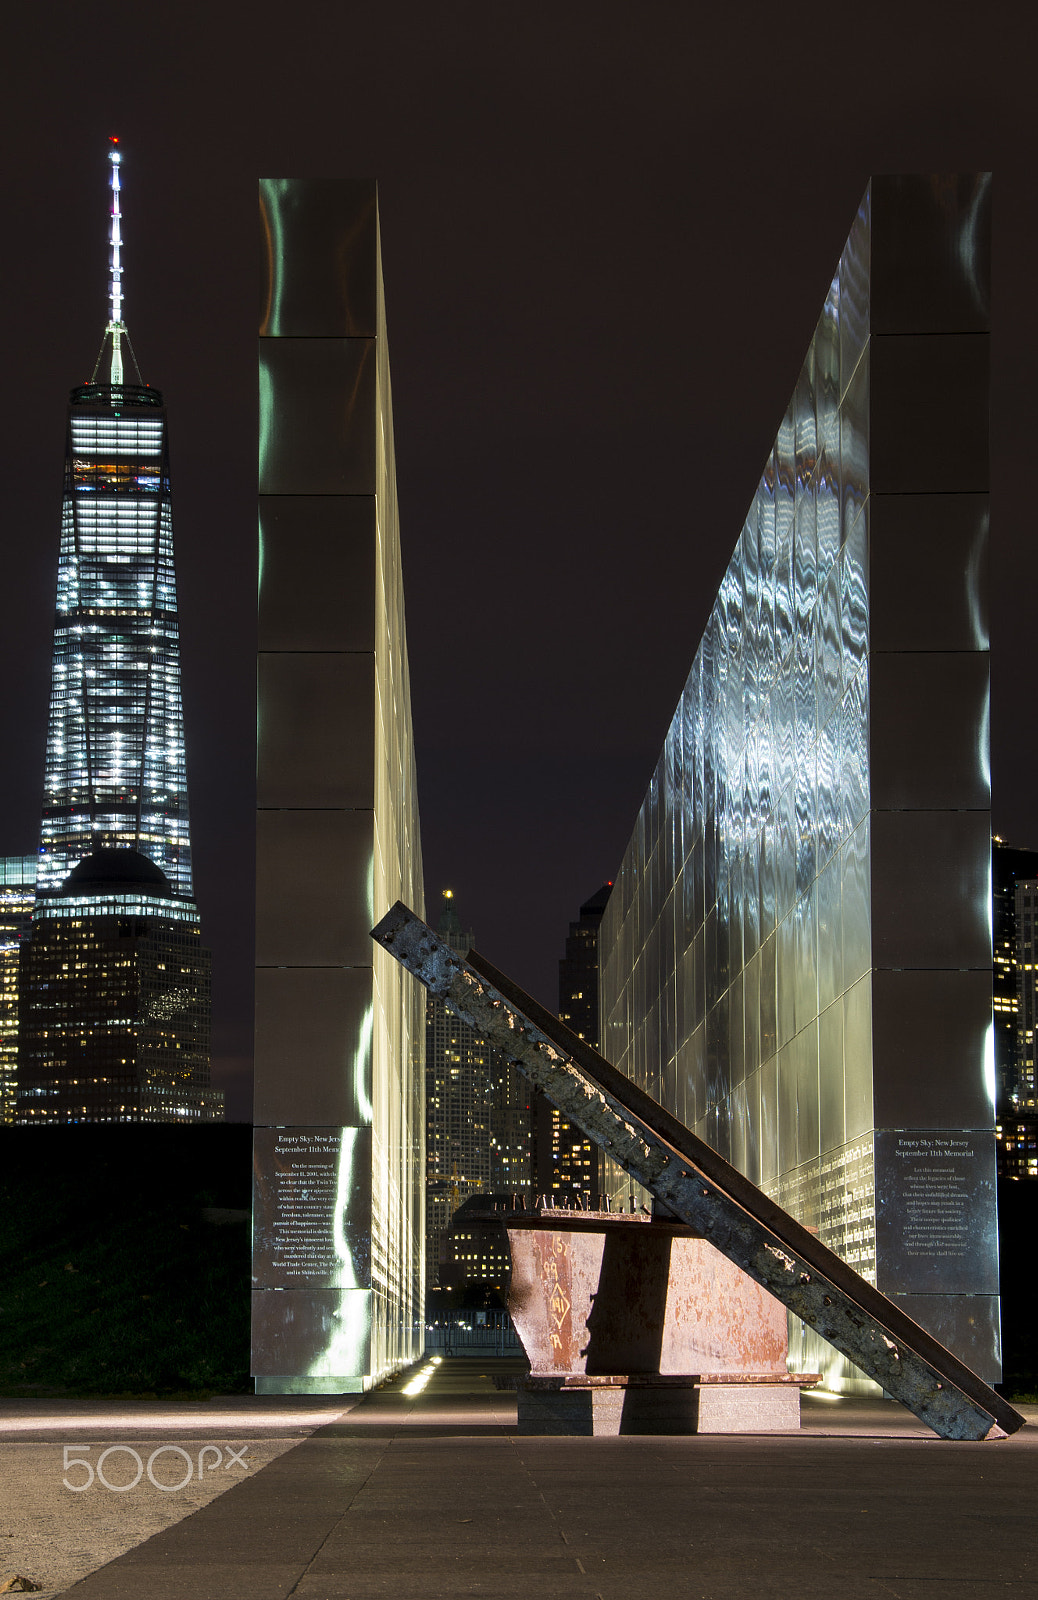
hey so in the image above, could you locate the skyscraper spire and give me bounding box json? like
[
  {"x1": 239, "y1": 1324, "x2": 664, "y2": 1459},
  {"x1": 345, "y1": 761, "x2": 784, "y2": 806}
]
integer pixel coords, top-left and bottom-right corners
[
  {"x1": 107, "y1": 136, "x2": 124, "y2": 384},
  {"x1": 91, "y1": 137, "x2": 140, "y2": 387}
]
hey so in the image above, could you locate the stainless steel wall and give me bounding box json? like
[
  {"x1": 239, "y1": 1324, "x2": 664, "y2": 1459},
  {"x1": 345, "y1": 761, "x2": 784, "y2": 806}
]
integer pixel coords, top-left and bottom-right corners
[
  {"x1": 253, "y1": 180, "x2": 425, "y2": 1393},
  {"x1": 599, "y1": 175, "x2": 996, "y2": 1391}
]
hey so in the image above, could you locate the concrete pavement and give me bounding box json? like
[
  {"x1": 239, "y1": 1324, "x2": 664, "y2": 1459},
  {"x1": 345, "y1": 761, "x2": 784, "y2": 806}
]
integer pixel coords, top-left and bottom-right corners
[{"x1": 1, "y1": 1362, "x2": 1033, "y2": 1598}]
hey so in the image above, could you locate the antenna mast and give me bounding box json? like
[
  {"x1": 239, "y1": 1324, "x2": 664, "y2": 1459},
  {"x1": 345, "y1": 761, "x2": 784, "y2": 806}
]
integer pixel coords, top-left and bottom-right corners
[{"x1": 107, "y1": 137, "x2": 124, "y2": 385}]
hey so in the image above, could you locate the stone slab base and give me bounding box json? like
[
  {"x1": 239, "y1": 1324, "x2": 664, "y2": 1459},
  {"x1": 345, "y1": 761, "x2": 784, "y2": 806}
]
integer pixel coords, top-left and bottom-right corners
[{"x1": 517, "y1": 1380, "x2": 802, "y2": 1436}]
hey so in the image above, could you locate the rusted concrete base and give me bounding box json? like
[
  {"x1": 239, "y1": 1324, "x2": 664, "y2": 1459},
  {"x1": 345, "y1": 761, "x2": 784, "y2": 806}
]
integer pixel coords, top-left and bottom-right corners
[{"x1": 516, "y1": 1376, "x2": 805, "y2": 1435}]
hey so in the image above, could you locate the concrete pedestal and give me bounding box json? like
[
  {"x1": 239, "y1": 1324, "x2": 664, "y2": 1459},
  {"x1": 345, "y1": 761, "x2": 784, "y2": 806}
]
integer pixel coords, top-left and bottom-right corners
[{"x1": 517, "y1": 1374, "x2": 806, "y2": 1436}]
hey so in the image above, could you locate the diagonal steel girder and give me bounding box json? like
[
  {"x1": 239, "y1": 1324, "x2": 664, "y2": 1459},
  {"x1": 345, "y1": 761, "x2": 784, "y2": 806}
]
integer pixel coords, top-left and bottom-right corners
[{"x1": 373, "y1": 902, "x2": 1024, "y2": 1441}]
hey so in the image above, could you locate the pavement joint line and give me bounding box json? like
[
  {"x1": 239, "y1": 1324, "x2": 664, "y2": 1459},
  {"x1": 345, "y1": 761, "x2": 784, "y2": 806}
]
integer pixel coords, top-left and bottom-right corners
[{"x1": 279, "y1": 1440, "x2": 393, "y2": 1600}]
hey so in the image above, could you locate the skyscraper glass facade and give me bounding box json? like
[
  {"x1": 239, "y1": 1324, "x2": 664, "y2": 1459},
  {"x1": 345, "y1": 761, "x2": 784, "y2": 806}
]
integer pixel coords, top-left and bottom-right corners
[
  {"x1": 600, "y1": 175, "x2": 996, "y2": 1391},
  {"x1": 39, "y1": 386, "x2": 192, "y2": 897}
]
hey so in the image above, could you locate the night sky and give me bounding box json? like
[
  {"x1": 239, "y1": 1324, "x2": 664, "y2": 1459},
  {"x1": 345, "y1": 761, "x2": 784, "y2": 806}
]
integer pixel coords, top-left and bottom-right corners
[{"x1": 2, "y1": 7, "x2": 1036, "y2": 1120}]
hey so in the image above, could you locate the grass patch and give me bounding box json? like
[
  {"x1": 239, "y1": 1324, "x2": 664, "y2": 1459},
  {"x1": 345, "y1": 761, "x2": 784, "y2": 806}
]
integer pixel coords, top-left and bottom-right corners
[{"x1": 0, "y1": 1126, "x2": 252, "y2": 1396}]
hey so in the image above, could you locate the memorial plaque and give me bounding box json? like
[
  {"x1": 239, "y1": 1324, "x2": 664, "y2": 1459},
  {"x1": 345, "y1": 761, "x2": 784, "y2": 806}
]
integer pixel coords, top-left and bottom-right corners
[
  {"x1": 252, "y1": 1126, "x2": 372, "y2": 1290},
  {"x1": 875, "y1": 1129, "x2": 998, "y2": 1295}
]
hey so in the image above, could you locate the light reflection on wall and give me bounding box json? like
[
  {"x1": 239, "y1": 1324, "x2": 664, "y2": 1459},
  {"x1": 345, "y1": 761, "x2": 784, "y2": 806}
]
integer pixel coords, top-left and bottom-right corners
[
  {"x1": 253, "y1": 180, "x2": 424, "y2": 1394},
  {"x1": 600, "y1": 175, "x2": 997, "y2": 1393}
]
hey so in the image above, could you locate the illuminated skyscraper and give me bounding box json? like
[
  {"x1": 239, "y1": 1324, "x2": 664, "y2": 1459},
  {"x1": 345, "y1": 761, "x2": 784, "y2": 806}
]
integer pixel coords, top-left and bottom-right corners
[
  {"x1": 16, "y1": 142, "x2": 218, "y2": 1124},
  {"x1": 425, "y1": 891, "x2": 531, "y2": 1293},
  {"x1": 532, "y1": 882, "x2": 612, "y2": 1205},
  {"x1": 39, "y1": 141, "x2": 191, "y2": 894},
  {"x1": 0, "y1": 856, "x2": 36, "y2": 1124}
]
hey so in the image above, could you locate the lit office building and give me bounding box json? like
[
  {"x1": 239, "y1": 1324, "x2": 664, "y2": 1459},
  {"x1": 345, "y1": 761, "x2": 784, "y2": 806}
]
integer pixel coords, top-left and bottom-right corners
[
  {"x1": 992, "y1": 839, "x2": 1038, "y2": 1110},
  {"x1": 253, "y1": 180, "x2": 425, "y2": 1391},
  {"x1": 17, "y1": 850, "x2": 214, "y2": 1123},
  {"x1": 532, "y1": 882, "x2": 611, "y2": 1205},
  {"x1": 0, "y1": 856, "x2": 36, "y2": 1124},
  {"x1": 1011, "y1": 878, "x2": 1038, "y2": 1112},
  {"x1": 16, "y1": 142, "x2": 218, "y2": 1125},
  {"x1": 426, "y1": 892, "x2": 531, "y2": 1292},
  {"x1": 600, "y1": 175, "x2": 997, "y2": 1390}
]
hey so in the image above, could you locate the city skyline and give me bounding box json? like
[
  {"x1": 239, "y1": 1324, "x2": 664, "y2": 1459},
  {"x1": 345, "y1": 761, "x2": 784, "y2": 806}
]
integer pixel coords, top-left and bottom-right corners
[{"x1": 1, "y1": 14, "x2": 1037, "y2": 1119}]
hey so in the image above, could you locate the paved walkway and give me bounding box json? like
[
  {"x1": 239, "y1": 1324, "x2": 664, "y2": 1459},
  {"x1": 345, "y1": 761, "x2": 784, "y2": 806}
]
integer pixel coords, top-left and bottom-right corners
[{"x1": 1, "y1": 1364, "x2": 1034, "y2": 1599}]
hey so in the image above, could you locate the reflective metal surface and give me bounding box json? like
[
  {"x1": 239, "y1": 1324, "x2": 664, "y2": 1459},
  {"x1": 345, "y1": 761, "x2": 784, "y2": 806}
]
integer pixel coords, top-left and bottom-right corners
[
  {"x1": 870, "y1": 811, "x2": 992, "y2": 970},
  {"x1": 254, "y1": 180, "x2": 424, "y2": 1392},
  {"x1": 258, "y1": 339, "x2": 377, "y2": 495},
  {"x1": 869, "y1": 174, "x2": 991, "y2": 335},
  {"x1": 258, "y1": 497, "x2": 376, "y2": 651},
  {"x1": 255, "y1": 809, "x2": 375, "y2": 967},
  {"x1": 254, "y1": 968, "x2": 374, "y2": 1126},
  {"x1": 259, "y1": 178, "x2": 378, "y2": 338},
  {"x1": 870, "y1": 654, "x2": 990, "y2": 811},
  {"x1": 598, "y1": 174, "x2": 995, "y2": 1394},
  {"x1": 871, "y1": 970, "x2": 994, "y2": 1129},
  {"x1": 869, "y1": 495, "x2": 989, "y2": 652},
  {"x1": 870, "y1": 334, "x2": 990, "y2": 495},
  {"x1": 257, "y1": 653, "x2": 375, "y2": 808}
]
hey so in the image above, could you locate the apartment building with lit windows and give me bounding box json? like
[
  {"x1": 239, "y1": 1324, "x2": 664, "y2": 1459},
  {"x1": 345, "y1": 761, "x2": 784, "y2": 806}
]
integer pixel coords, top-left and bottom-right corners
[{"x1": 426, "y1": 893, "x2": 531, "y2": 1291}]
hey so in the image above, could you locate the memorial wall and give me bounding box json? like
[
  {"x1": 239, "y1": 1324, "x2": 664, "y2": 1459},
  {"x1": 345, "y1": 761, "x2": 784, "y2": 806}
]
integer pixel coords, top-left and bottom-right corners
[
  {"x1": 599, "y1": 175, "x2": 996, "y2": 1391},
  {"x1": 253, "y1": 180, "x2": 425, "y2": 1392}
]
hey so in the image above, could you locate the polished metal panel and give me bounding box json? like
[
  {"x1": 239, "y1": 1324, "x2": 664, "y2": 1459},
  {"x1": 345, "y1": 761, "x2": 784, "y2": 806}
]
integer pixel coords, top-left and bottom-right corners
[
  {"x1": 869, "y1": 494, "x2": 989, "y2": 652},
  {"x1": 841, "y1": 818, "x2": 871, "y2": 989},
  {"x1": 871, "y1": 970, "x2": 994, "y2": 1129},
  {"x1": 815, "y1": 854, "x2": 842, "y2": 1013},
  {"x1": 818, "y1": 999, "x2": 845, "y2": 1153},
  {"x1": 843, "y1": 974, "x2": 874, "y2": 1141},
  {"x1": 892, "y1": 1295, "x2": 999, "y2": 1388},
  {"x1": 870, "y1": 174, "x2": 991, "y2": 335},
  {"x1": 597, "y1": 175, "x2": 995, "y2": 1396},
  {"x1": 250, "y1": 1287, "x2": 372, "y2": 1379},
  {"x1": 778, "y1": 1040, "x2": 797, "y2": 1173},
  {"x1": 256, "y1": 809, "x2": 375, "y2": 967},
  {"x1": 258, "y1": 339, "x2": 377, "y2": 495},
  {"x1": 257, "y1": 653, "x2": 375, "y2": 809},
  {"x1": 259, "y1": 179, "x2": 378, "y2": 338},
  {"x1": 839, "y1": 354, "x2": 869, "y2": 537},
  {"x1": 255, "y1": 180, "x2": 424, "y2": 1393},
  {"x1": 869, "y1": 334, "x2": 989, "y2": 494},
  {"x1": 870, "y1": 653, "x2": 990, "y2": 811},
  {"x1": 838, "y1": 189, "x2": 870, "y2": 401},
  {"x1": 795, "y1": 1020, "x2": 820, "y2": 1166},
  {"x1": 254, "y1": 967, "x2": 375, "y2": 1127},
  {"x1": 870, "y1": 812, "x2": 991, "y2": 970},
  {"x1": 258, "y1": 497, "x2": 376, "y2": 652}
]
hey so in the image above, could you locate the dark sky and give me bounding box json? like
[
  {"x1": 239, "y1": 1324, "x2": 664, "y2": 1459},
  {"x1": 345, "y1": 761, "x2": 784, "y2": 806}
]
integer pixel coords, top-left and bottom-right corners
[{"x1": 2, "y1": 6, "x2": 1036, "y2": 1119}]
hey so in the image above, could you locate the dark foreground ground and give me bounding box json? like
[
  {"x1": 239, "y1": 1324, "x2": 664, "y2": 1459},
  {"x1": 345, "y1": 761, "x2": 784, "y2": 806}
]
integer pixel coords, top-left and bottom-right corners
[{"x1": 20, "y1": 1358, "x2": 1034, "y2": 1600}]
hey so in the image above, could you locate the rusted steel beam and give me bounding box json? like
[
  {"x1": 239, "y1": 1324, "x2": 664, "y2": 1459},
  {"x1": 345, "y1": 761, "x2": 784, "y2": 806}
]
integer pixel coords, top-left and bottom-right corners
[{"x1": 372, "y1": 902, "x2": 1025, "y2": 1441}]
